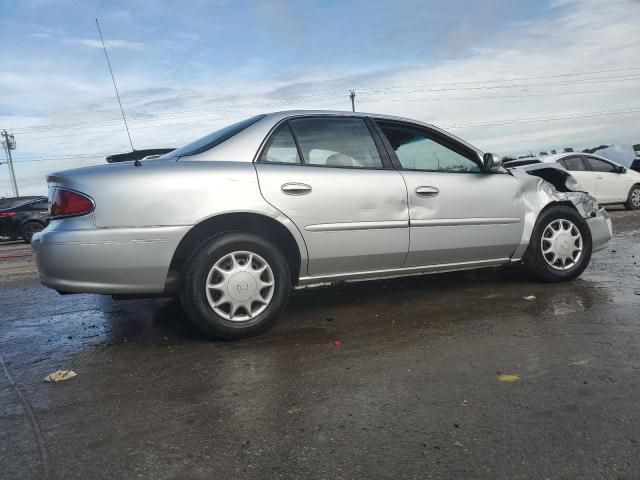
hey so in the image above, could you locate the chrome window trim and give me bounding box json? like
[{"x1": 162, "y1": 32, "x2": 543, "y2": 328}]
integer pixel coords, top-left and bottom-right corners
[
  {"x1": 253, "y1": 114, "x2": 395, "y2": 170},
  {"x1": 372, "y1": 118, "x2": 485, "y2": 173}
]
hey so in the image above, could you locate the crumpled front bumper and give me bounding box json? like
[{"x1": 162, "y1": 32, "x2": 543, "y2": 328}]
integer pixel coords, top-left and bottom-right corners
[{"x1": 587, "y1": 208, "x2": 612, "y2": 253}]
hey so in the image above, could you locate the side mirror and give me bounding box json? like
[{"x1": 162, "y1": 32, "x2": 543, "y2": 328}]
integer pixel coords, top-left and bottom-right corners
[
  {"x1": 482, "y1": 153, "x2": 503, "y2": 172},
  {"x1": 618, "y1": 166, "x2": 627, "y2": 174}
]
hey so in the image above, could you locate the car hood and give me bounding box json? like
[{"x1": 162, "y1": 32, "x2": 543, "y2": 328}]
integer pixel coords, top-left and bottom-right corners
[
  {"x1": 507, "y1": 161, "x2": 597, "y2": 221},
  {"x1": 507, "y1": 161, "x2": 583, "y2": 193}
]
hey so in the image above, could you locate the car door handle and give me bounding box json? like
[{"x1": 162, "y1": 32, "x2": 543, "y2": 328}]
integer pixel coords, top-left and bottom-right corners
[
  {"x1": 596, "y1": 175, "x2": 604, "y2": 179},
  {"x1": 281, "y1": 183, "x2": 312, "y2": 195},
  {"x1": 415, "y1": 186, "x2": 440, "y2": 197}
]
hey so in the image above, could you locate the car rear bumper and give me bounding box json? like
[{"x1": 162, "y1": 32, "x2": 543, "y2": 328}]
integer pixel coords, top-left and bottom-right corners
[
  {"x1": 32, "y1": 225, "x2": 190, "y2": 294},
  {"x1": 587, "y1": 208, "x2": 612, "y2": 253}
]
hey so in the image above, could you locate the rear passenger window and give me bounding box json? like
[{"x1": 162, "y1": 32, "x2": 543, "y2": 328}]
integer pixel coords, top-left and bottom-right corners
[
  {"x1": 289, "y1": 117, "x2": 383, "y2": 169},
  {"x1": 561, "y1": 156, "x2": 587, "y2": 171},
  {"x1": 261, "y1": 124, "x2": 301, "y2": 164}
]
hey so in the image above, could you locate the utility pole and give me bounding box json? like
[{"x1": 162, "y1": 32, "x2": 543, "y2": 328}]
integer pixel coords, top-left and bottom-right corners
[
  {"x1": 1, "y1": 130, "x2": 19, "y2": 197},
  {"x1": 349, "y1": 90, "x2": 356, "y2": 112}
]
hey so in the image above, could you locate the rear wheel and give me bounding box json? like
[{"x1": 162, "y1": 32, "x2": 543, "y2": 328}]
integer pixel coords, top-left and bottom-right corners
[
  {"x1": 20, "y1": 221, "x2": 44, "y2": 244},
  {"x1": 624, "y1": 184, "x2": 640, "y2": 210},
  {"x1": 180, "y1": 232, "x2": 291, "y2": 339},
  {"x1": 524, "y1": 205, "x2": 592, "y2": 282}
]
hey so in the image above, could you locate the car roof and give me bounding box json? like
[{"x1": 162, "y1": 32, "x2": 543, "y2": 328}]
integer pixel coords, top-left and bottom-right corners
[
  {"x1": 538, "y1": 152, "x2": 622, "y2": 166},
  {"x1": 261, "y1": 110, "x2": 479, "y2": 152}
]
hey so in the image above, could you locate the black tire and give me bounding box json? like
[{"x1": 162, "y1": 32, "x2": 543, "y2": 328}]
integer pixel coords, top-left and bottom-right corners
[
  {"x1": 624, "y1": 184, "x2": 640, "y2": 210},
  {"x1": 20, "y1": 221, "x2": 44, "y2": 244},
  {"x1": 524, "y1": 205, "x2": 592, "y2": 282},
  {"x1": 180, "y1": 232, "x2": 291, "y2": 340}
]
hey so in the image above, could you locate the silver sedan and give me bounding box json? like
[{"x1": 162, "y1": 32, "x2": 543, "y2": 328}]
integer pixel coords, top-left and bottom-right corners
[{"x1": 33, "y1": 111, "x2": 612, "y2": 339}]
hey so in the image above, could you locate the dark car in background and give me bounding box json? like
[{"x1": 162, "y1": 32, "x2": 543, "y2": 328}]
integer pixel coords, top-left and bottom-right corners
[{"x1": 0, "y1": 196, "x2": 50, "y2": 243}]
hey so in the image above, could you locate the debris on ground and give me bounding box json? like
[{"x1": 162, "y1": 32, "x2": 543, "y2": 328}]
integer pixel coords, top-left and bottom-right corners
[
  {"x1": 44, "y1": 370, "x2": 77, "y2": 383},
  {"x1": 453, "y1": 441, "x2": 465, "y2": 448},
  {"x1": 571, "y1": 359, "x2": 590, "y2": 366},
  {"x1": 498, "y1": 374, "x2": 520, "y2": 382},
  {"x1": 523, "y1": 295, "x2": 537, "y2": 301},
  {"x1": 333, "y1": 340, "x2": 342, "y2": 347}
]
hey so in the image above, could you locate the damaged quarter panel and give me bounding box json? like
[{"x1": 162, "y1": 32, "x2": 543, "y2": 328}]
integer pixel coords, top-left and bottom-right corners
[{"x1": 509, "y1": 163, "x2": 611, "y2": 259}]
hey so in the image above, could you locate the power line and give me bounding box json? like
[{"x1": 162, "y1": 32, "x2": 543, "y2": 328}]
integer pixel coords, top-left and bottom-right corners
[
  {"x1": 9, "y1": 93, "x2": 348, "y2": 134},
  {"x1": 17, "y1": 99, "x2": 350, "y2": 141},
  {"x1": 16, "y1": 82, "x2": 640, "y2": 141},
  {"x1": 358, "y1": 74, "x2": 640, "y2": 95},
  {"x1": 355, "y1": 68, "x2": 640, "y2": 92},
  {"x1": 359, "y1": 86, "x2": 640, "y2": 103},
  {"x1": 12, "y1": 106, "x2": 640, "y2": 163},
  {"x1": 13, "y1": 152, "x2": 110, "y2": 161},
  {"x1": 7, "y1": 67, "x2": 640, "y2": 134},
  {"x1": 443, "y1": 107, "x2": 640, "y2": 129}
]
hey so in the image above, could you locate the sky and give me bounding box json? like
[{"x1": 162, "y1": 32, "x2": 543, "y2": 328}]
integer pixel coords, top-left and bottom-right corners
[{"x1": 1, "y1": 0, "x2": 639, "y2": 196}]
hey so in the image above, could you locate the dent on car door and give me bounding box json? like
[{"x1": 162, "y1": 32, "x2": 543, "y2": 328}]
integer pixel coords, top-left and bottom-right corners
[
  {"x1": 374, "y1": 120, "x2": 525, "y2": 267},
  {"x1": 254, "y1": 116, "x2": 409, "y2": 276}
]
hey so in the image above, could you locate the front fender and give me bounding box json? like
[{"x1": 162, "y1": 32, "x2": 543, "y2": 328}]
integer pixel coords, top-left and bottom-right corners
[{"x1": 509, "y1": 165, "x2": 600, "y2": 260}]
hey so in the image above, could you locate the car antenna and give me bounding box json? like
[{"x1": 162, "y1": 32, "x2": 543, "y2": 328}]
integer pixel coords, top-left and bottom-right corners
[{"x1": 95, "y1": 18, "x2": 140, "y2": 166}]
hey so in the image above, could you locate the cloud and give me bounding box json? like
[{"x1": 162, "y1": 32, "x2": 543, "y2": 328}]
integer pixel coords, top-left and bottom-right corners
[
  {"x1": 67, "y1": 38, "x2": 145, "y2": 50},
  {"x1": 29, "y1": 32, "x2": 51, "y2": 39},
  {"x1": 2, "y1": 0, "x2": 640, "y2": 197}
]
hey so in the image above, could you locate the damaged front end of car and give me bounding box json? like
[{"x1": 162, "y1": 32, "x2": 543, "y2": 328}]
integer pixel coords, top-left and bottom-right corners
[{"x1": 508, "y1": 162, "x2": 612, "y2": 260}]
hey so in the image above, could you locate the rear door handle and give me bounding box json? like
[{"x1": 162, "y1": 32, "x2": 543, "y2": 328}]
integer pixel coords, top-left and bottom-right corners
[
  {"x1": 281, "y1": 182, "x2": 312, "y2": 195},
  {"x1": 415, "y1": 186, "x2": 440, "y2": 197},
  {"x1": 596, "y1": 175, "x2": 604, "y2": 179}
]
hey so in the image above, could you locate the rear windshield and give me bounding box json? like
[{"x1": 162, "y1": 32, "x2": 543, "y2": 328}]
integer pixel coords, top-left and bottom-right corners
[{"x1": 168, "y1": 114, "x2": 266, "y2": 158}]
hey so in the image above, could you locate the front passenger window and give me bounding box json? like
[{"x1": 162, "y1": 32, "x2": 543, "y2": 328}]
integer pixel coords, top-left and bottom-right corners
[
  {"x1": 586, "y1": 157, "x2": 616, "y2": 173},
  {"x1": 377, "y1": 122, "x2": 481, "y2": 173}
]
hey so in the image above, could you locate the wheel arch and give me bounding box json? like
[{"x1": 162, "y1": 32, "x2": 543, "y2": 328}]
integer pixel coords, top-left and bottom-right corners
[
  {"x1": 511, "y1": 199, "x2": 582, "y2": 261},
  {"x1": 625, "y1": 182, "x2": 640, "y2": 209},
  {"x1": 20, "y1": 218, "x2": 46, "y2": 229},
  {"x1": 164, "y1": 212, "x2": 305, "y2": 294}
]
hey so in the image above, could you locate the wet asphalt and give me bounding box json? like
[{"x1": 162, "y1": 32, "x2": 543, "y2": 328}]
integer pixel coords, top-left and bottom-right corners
[{"x1": 0, "y1": 209, "x2": 639, "y2": 480}]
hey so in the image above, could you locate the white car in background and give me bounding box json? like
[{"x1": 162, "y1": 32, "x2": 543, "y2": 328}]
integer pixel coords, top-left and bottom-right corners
[{"x1": 538, "y1": 153, "x2": 640, "y2": 210}]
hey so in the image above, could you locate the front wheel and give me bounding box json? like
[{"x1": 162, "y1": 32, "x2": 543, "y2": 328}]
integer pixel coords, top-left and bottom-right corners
[
  {"x1": 180, "y1": 232, "x2": 291, "y2": 339},
  {"x1": 625, "y1": 184, "x2": 640, "y2": 210},
  {"x1": 524, "y1": 205, "x2": 592, "y2": 282}
]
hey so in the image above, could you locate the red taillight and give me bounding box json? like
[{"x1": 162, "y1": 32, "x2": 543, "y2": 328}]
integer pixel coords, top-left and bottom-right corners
[
  {"x1": 0, "y1": 212, "x2": 16, "y2": 218},
  {"x1": 50, "y1": 188, "x2": 94, "y2": 218}
]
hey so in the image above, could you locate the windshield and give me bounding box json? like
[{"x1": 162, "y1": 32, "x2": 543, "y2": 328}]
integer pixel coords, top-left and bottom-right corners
[{"x1": 168, "y1": 114, "x2": 266, "y2": 158}]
